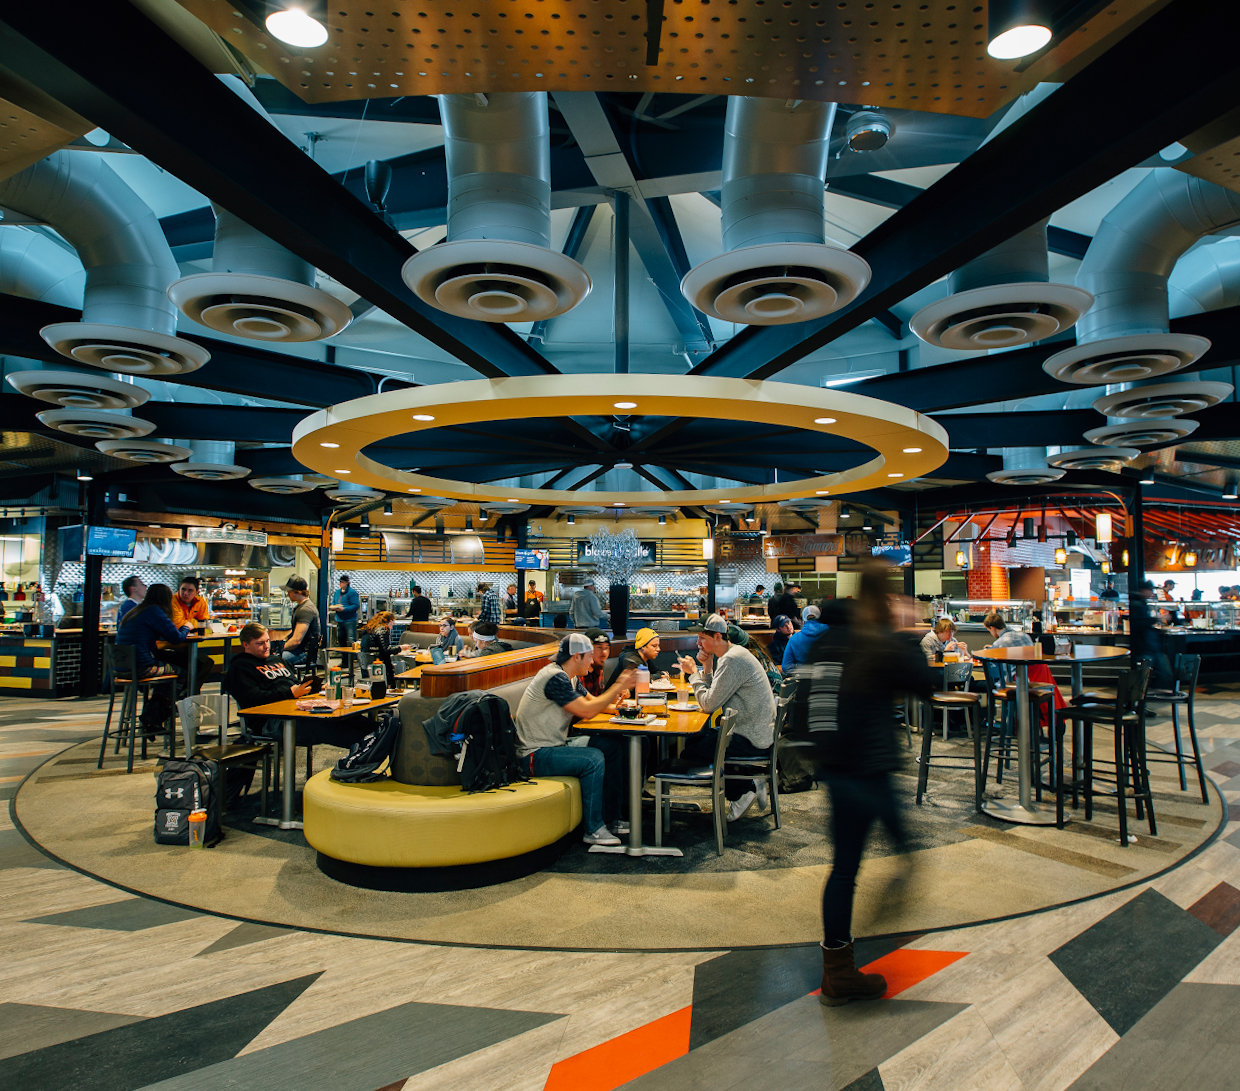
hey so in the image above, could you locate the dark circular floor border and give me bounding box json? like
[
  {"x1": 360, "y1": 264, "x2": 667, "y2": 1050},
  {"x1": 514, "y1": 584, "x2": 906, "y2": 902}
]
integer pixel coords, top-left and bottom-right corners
[{"x1": 10, "y1": 738, "x2": 1232, "y2": 955}]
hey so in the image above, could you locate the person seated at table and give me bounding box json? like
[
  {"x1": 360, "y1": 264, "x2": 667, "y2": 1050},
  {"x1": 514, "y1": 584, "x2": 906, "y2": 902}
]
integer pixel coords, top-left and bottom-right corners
[
  {"x1": 981, "y1": 610, "x2": 1033, "y2": 683},
  {"x1": 406, "y1": 585, "x2": 433, "y2": 622},
  {"x1": 156, "y1": 577, "x2": 215, "y2": 692},
  {"x1": 514, "y1": 633, "x2": 638, "y2": 846},
  {"x1": 280, "y1": 576, "x2": 321, "y2": 668},
  {"x1": 120, "y1": 583, "x2": 212, "y2": 696},
  {"x1": 226, "y1": 622, "x2": 316, "y2": 737},
  {"x1": 581, "y1": 628, "x2": 611, "y2": 696},
  {"x1": 768, "y1": 615, "x2": 795, "y2": 666},
  {"x1": 607, "y1": 627, "x2": 664, "y2": 689},
  {"x1": 470, "y1": 621, "x2": 513, "y2": 657},
  {"x1": 921, "y1": 618, "x2": 969, "y2": 662},
  {"x1": 435, "y1": 616, "x2": 464, "y2": 656},
  {"x1": 676, "y1": 613, "x2": 777, "y2": 822},
  {"x1": 782, "y1": 604, "x2": 828, "y2": 673},
  {"x1": 360, "y1": 610, "x2": 398, "y2": 683}
]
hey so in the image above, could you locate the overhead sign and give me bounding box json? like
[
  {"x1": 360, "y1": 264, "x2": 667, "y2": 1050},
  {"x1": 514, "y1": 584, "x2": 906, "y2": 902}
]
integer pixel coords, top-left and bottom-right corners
[
  {"x1": 763, "y1": 534, "x2": 845, "y2": 558},
  {"x1": 577, "y1": 539, "x2": 657, "y2": 565},
  {"x1": 186, "y1": 527, "x2": 268, "y2": 546},
  {"x1": 515, "y1": 548, "x2": 550, "y2": 570}
]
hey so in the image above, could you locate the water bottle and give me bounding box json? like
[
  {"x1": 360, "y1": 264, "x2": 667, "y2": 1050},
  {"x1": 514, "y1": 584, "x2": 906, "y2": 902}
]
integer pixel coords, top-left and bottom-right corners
[{"x1": 636, "y1": 665, "x2": 650, "y2": 695}]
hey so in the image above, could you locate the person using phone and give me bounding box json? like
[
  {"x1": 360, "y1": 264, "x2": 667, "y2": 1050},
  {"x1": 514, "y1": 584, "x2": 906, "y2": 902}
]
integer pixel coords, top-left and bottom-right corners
[{"x1": 227, "y1": 622, "x2": 317, "y2": 735}]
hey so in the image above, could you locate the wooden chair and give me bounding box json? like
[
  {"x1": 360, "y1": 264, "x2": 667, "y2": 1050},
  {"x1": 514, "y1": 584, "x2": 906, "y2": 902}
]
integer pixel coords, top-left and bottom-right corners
[{"x1": 98, "y1": 643, "x2": 179, "y2": 774}]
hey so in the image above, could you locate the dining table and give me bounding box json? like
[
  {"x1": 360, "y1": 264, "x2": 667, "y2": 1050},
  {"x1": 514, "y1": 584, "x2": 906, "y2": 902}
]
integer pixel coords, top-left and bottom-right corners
[
  {"x1": 183, "y1": 631, "x2": 242, "y2": 697},
  {"x1": 575, "y1": 698, "x2": 710, "y2": 857},
  {"x1": 238, "y1": 694, "x2": 401, "y2": 829},
  {"x1": 973, "y1": 644, "x2": 1128, "y2": 826}
]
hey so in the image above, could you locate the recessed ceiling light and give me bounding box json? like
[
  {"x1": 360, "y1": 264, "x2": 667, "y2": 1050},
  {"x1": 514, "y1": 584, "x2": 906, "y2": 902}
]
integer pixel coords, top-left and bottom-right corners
[
  {"x1": 320, "y1": 442, "x2": 340, "y2": 448},
  {"x1": 265, "y1": 6, "x2": 329, "y2": 48},
  {"x1": 814, "y1": 417, "x2": 837, "y2": 425},
  {"x1": 887, "y1": 472, "x2": 904, "y2": 478},
  {"x1": 1139, "y1": 476, "x2": 1155, "y2": 485},
  {"x1": 407, "y1": 488, "x2": 420, "y2": 492},
  {"x1": 148, "y1": 524, "x2": 160, "y2": 529},
  {"x1": 412, "y1": 414, "x2": 435, "y2": 422},
  {"x1": 816, "y1": 490, "x2": 830, "y2": 495},
  {"x1": 614, "y1": 401, "x2": 638, "y2": 409},
  {"x1": 987, "y1": 22, "x2": 1052, "y2": 60},
  {"x1": 335, "y1": 469, "x2": 351, "y2": 474},
  {"x1": 902, "y1": 447, "x2": 922, "y2": 454},
  {"x1": 506, "y1": 498, "x2": 518, "y2": 502},
  {"x1": 613, "y1": 502, "x2": 625, "y2": 507}
]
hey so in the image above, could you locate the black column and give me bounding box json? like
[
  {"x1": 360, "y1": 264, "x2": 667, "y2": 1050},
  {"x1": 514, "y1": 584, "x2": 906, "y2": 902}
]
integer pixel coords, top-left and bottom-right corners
[
  {"x1": 515, "y1": 519, "x2": 528, "y2": 623},
  {"x1": 317, "y1": 511, "x2": 331, "y2": 641},
  {"x1": 902, "y1": 509, "x2": 916, "y2": 597},
  {"x1": 706, "y1": 539, "x2": 717, "y2": 615},
  {"x1": 1131, "y1": 483, "x2": 1145, "y2": 588},
  {"x1": 78, "y1": 480, "x2": 106, "y2": 698}
]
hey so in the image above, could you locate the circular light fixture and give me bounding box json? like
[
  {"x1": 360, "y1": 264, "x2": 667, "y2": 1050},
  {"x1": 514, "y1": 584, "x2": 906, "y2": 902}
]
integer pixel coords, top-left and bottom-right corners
[
  {"x1": 320, "y1": 442, "x2": 340, "y2": 448},
  {"x1": 887, "y1": 473, "x2": 904, "y2": 478},
  {"x1": 412, "y1": 414, "x2": 436, "y2": 422},
  {"x1": 408, "y1": 488, "x2": 421, "y2": 492},
  {"x1": 814, "y1": 417, "x2": 838, "y2": 425},
  {"x1": 987, "y1": 23, "x2": 1052, "y2": 59},
  {"x1": 816, "y1": 490, "x2": 830, "y2": 495},
  {"x1": 1054, "y1": 547, "x2": 1068, "y2": 565},
  {"x1": 1225, "y1": 491, "x2": 1239, "y2": 500},
  {"x1": 76, "y1": 470, "x2": 93, "y2": 481},
  {"x1": 613, "y1": 502, "x2": 625, "y2": 507},
  {"x1": 1140, "y1": 475, "x2": 1156, "y2": 485},
  {"x1": 266, "y1": 6, "x2": 329, "y2": 48},
  {"x1": 903, "y1": 447, "x2": 923, "y2": 454},
  {"x1": 987, "y1": 1, "x2": 1053, "y2": 59},
  {"x1": 335, "y1": 469, "x2": 351, "y2": 474},
  {"x1": 291, "y1": 375, "x2": 949, "y2": 506},
  {"x1": 614, "y1": 401, "x2": 638, "y2": 410}
]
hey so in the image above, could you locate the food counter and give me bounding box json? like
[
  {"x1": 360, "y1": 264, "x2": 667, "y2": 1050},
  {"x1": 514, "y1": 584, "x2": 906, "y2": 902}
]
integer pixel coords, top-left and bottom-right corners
[{"x1": 0, "y1": 628, "x2": 106, "y2": 696}]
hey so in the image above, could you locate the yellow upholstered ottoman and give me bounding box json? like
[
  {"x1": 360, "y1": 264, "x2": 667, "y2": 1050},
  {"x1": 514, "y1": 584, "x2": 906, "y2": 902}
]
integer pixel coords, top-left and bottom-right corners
[{"x1": 304, "y1": 771, "x2": 583, "y2": 889}]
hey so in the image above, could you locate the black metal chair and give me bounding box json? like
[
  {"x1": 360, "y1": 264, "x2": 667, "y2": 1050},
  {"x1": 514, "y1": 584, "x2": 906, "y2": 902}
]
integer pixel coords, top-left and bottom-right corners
[
  {"x1": 723, "y1": 680, "x2": 796, "y2": 830},
  {"x1": 653, "y1": 708, "x2": 737, "y2": 856},
  {"x1": 917, "y1": 690, "x2": 983, "y2": 810},
  {"x1": 1145, "y1": 653, "x2": 1208, "y2": 803},
  {"x1": 98, "y1": 643, "x2": 179, "y2": 773}
]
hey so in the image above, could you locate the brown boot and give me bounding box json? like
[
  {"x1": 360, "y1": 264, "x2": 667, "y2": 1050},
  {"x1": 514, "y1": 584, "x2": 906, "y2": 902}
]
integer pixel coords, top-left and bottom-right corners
[{"x1": 819, "y1": 941, "x2": 887, "y2": 1006}]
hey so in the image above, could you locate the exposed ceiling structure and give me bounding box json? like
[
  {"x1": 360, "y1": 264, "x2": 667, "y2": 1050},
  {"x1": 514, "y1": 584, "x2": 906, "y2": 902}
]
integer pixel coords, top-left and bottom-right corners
[{"x1": 2, "y1": 0, "x2": 1240, "y2": 524}]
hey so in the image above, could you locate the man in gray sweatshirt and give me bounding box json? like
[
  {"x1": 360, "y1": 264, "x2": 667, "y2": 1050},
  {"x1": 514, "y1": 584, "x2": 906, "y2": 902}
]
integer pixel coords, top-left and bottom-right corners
[{"x1": 677, "y1": 613, "x2": 777, "y2": 822}]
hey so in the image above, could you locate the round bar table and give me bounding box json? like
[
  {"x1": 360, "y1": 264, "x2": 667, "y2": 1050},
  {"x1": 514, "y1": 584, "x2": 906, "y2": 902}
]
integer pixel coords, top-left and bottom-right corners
[{"x1": 973, "y1": 644, "x2": 1128, "y2": 826}]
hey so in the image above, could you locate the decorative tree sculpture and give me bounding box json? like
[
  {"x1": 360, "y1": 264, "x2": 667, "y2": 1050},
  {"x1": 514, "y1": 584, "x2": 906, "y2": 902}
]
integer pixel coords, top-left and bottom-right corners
[{"x1": 584, "y1": 526, "x2": 646, "y2": 638}]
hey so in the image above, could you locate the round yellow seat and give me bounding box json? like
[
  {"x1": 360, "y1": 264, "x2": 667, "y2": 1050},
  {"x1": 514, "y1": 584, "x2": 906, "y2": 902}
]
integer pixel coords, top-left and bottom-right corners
[{"x1": 303, "y1": 771, "x2": 582, "y2": 869}]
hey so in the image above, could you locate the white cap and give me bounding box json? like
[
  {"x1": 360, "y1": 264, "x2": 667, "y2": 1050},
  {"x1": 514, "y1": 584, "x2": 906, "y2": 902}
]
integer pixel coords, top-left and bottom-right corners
[
  {"x1": 805, "y1": 605, "x2": 821, "y2": 620},
  {"x1": 701, "y1": 613, "x2": 728, "y2": 634},
  {"x1": 564, "y1": 632, "x2": 593, "y2": 655}
]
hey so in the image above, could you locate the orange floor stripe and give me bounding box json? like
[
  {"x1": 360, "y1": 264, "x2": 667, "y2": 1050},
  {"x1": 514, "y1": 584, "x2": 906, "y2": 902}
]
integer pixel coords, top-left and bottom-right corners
[
  {"x1": 860, "y1": 948, "x2": 968, "y2": 998},
  {"x1": 543, "y1": 1006, "x2": 692, "y2": 1091}
]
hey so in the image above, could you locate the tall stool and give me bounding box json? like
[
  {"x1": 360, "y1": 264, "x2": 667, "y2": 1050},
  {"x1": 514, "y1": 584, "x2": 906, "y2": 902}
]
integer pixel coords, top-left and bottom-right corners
[
  {"x1": 916, "y1": 690, "x2": 983, "y2": 810},
  {"x1": 98, "y1": 643, "x2": 179, "y2": 774},
  {"x1": 1146, "y1": 653, "x2": 1208, "y2": 803},
  {"x1": 980, "y1": 659, "x2": 1055, "y2": 797},
  {"x1": 1055, "y1": 665, "x2": 1154, "y2": 840}
]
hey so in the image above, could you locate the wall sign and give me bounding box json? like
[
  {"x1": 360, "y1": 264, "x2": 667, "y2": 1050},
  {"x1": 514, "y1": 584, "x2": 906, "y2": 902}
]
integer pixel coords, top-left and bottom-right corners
[
  {"x1": 577, "y1": 539, "x2": 657, "y2": 565},
  {"x1": 186, "y1": 527, "x2": 268, "y2": 546},
  {"x1": 763, "y1": 534, "x2": 845, "y2": 558}
]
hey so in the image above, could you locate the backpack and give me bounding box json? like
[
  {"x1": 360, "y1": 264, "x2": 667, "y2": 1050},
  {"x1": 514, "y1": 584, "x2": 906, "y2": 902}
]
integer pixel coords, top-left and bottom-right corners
[
  {"x1": 456, "y1": 694, "x2": 527, "y2": 793},
  {"x1": 331, "y1": 710, "x2": 401, "y2": 783},
  {"x1": 154, "y1": 758, "x2": 223, "y2": 846}
]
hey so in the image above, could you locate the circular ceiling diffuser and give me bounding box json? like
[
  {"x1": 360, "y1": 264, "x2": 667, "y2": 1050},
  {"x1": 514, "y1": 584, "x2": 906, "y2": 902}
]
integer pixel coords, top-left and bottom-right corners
[
  {"x1": 5, "y1": 369, "x2": 150, "y2": 410},
  {"x1": 557, "y1": 506, "x2": 607, "y2": 517},
  {"x1": 1046, "y1": 446, "x2": 1140, "y2": 472},
  {"x1": 324, "y1": 485, "x2": 386, "y2": 503},
  {"x1": 680, "y1": 242, "x2": 871, "y2": 325},
  {"x1": 845, "y1": 110, "x2": 893, "y2": 152},
  {"x1": 402, "y1": 239, "x2": 590, "y2": 323},
  {"x1": 1084, "y1": 419, "x2": 1199, "y2": 447},
  {"x1": 40, "y1": 323, "x2": 209, "y2": 376},
  {"x1": 703, "y1": 502, "x2": 754, "y2": 516},
  {"x1": 1091, "y1": 381, "x2": 1233, "y2": 420},
  {"x1": 171, "y1": 461, "x2": 251, "y2": 481},
  {"x1": 628, "y1": 506, "x2": 679, "y2": 518},
  {"x1": 985, "y1": 466, "x2": 1067, "y2": 485},
  {"x1": 484, "y1": 502, "x2": 531, "y2": 515},
  {"x1": 248, "y1": 476, "x2": 321, "y2": 494},
  {"x1": 1042, "y1": 333, "x2": 1210, "y2": 385},
  {"x1": 778, "y1": 498, "x2": 833, "y2": 511},
  {"x1": 168, "y1": 272, "x2": 353, "y2": 342},
  {"x1": 394, "y1": 495, "x2": 458, "y2": 512},
  {"x1": 96, "y1": 439, "x2": 193, "y2": 463},
  {"x1": 35, "y1": 409, "x2": 154, "y2": 441},
  {"x1": 910, "y1": 283, "x2": 1093, "y2": 350}
]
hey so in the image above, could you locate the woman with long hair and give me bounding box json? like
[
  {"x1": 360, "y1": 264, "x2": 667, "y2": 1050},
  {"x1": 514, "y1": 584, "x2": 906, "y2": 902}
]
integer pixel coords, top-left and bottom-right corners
[{"x1": 360, "y1": 610, "x2": 397, "y2": 683}]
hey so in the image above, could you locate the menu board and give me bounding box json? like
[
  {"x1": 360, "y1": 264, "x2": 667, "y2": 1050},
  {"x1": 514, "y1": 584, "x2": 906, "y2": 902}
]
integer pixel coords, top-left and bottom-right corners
[
  {"x1": 86, "y1": 526, "x2": 137, "y2": 558},
  {"x1": 515, "y1": 548, "x2": 550, "y2": 570}
]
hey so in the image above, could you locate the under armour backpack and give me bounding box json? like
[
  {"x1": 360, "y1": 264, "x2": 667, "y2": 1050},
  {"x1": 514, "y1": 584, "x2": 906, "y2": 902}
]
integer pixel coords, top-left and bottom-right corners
[
  {"x1": 154, "y1": 758, "x2": 222, "y2": 846},
  {"x1": 331, "y1": 710, "x2": 401, "y2": 783}
]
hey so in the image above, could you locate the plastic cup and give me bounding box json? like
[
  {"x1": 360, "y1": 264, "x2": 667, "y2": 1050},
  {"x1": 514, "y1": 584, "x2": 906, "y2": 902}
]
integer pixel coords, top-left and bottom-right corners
[
  {"x1": 188, "y1": 810, "x2": 206, "y2": 848},
  {"x1": 341, "y1": 686, "x2": 354, "y2": 710}
]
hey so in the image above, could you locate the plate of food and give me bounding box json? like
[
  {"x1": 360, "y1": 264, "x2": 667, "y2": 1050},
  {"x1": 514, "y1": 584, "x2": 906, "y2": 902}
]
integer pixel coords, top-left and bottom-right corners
[{"x1": 667, "y1": 702, "x2": 699, "y2": 712}]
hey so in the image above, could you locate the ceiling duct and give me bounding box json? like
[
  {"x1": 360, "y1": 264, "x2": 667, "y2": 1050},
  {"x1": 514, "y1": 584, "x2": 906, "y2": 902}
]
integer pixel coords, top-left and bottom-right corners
[
  {"x1": 170, "y1": 440, "x2": 251, "y2": 481},
  {"x1": 844, "y1": 110, "x2": 893, "y2": 153},
  {"x1": 402, "y1": 92, "x2": 590, "y2": 323},
  {"x1": 35, "y1": 407, "x2": 154, "y2": 441},
  {"x1": 778, "y1": 498, "x2": 833, "y2": 512},
  {"x1": 394, "y1": 495, "x2": 458, "y2": 512},
  {"x1": 1082, "y1": 419, "x2": 1199, "y2": 447},
  {"x1": 0, "y1": 227, "x2": 84, "y2": 308},
  {"x1": 484, "y1": 502, "x2": 531, "y2": 515},
  {"x1": 557, "y1": 505, "x2": 606, "y2": 517},
  {"x1": 6, "y1": 369, "x2": 149, "y2": 410},
  {"x1": 248, "y1": 475, "x2": 321, "y2": 495},
  {"x1": 680, "y1": 97, "x2": 870, "y2": 325},
  {"x1": 985, "y1": 447, "x2": 1066, "y2": 485},
  {"x1": 168, "y1": 77, "x2": 351, "y2": 342},
  {"x1": 1046, "y1": 445, "x2": 1140, "y2": 472},
  {"x1": 324, "y1": 482, "x2": 385, "y2": 503},
  {"x1": 912, "y1": 86, "x2": 1092, "y2": 350},
  {"x1": 96, "y1": 438, "x2": 193, "y2": 464},
  {"x1": 0, "y1": 151, "x2": 208, "y2": 375},
  {"x1": 1091, "y1": 381, "x2": 1233, "y2": 420},
  {"x1": 703, "y1": 502, "x2": 754, "y2": 517},
  {"x1": 628, "y1": 506, "x2": 679, "y2": 518}
]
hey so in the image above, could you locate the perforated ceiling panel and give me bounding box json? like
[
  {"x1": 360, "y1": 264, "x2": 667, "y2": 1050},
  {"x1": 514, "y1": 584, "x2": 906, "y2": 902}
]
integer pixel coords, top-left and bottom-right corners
[{"x1": 176, "y1": 0, "x2": 1163, "y2": 118}]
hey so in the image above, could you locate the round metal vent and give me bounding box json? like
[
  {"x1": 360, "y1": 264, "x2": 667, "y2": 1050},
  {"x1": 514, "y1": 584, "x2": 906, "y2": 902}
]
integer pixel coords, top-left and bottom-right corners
[
  {"x1": 248, "y1": 476, "x2": 321, "y2": 494},
  {"x1": 5, "y1": 369, "x2": 150, "y2": 411},
  {"x1": 845, "y1": 110, "x2": 893, "y2": 152},
  {"x1": 556, "y1": 505, "x2": 606, "y2": 517},
  {"x1": 402, "y1": 240, "x2": 590, "y2": 323},
  {"x1": 628, "y1": 506, "x2": 679, "y2": 517},
  {"x1": 1042, "y1": 333, "x2": 1210, "y2": 385},
  {"x1": 910, "y1": 283, "x2": 1094, "y2": 351},
  {"x1": 985, "y1": 466, "x2": 1067, "y2": 485},
  {"x1": 704, "y1": 502, "x2": 755, "y2": 516},
  {"x1": 323, "y1": 485, "x2": 386, "y2": 503},
  {"x1": 1046, "y1": 446, "x2": 1140, "y2": 472},
  {"x1": 681, "y1": 242, "x2": 871, "y2": 326},
  {"x1": 484, "y1": 502, "x2": 531, "y2": 515},
  {"x1": 96, "y1": 439, "x2": 193, "y2": 463},
  {"x1": 168, "y1": 272, "x2": 353, "y2": 342},
  {"x1": 1091, "y1": 381, "x2": 1233, "y2": 420},
  {"x1": 35, "y1": 409, "x2": 154, "y2": 441},
  {"x1": 1083, "y1": 419, "x2": 1199, "y2": 447},
  {"x1": 778, "y1": 498, "x2": 833, "y2": 511},
  {"x1": 40, "y1": 323, "x2": 209, "y2": 376},
  {"x1": 171, "y1": 461, "x2": 251, "y2": 481},
  {"x1": 394, "y1": 495, "x2": 458, "y2": 512}
]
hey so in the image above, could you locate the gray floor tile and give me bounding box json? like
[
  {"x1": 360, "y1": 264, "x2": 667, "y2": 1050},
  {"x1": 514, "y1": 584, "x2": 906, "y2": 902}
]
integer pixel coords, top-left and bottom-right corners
[
  {"x1": 0, "y1": 1003, "x2": 142, "y2": 1061},
  {"x1": 23, "y1": 897, "x2": 201, "y2": 932},
  {"x1": 195, "y1": 922, "x2": 295, "y2": 957}
]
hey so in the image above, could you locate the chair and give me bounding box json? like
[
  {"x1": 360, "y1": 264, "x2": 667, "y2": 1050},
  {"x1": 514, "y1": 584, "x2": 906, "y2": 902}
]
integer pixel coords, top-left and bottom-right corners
[
  {"x1": 1055, "y1": 664, "x2": 1154, "y2": 841},
  {"x1": 1145, "y1": 653, "x2": 1208, "y2": 803},
  {"x1": 979, "y1": 658, "x2": 1055, "y2": 797},
  {"x1": 916, "y1": 690, "x2": 983, "y2": 810},
  {"x1": 98, "y1": 643, "x2": 180, "y2": 774},
  {"x1": 723, "y1": 680, "x2": 796, "y2": 831},
  {"x1": 652, "y1": 709, "x2": 737, "y2": 856}
]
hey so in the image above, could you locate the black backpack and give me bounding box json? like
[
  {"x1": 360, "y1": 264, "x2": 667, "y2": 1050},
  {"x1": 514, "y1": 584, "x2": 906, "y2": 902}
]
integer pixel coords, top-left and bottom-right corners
[
  {"x1": 457, "y1": 694, "x2": 527, "y2": 793},
  {"x1": 331, "y1": 710, "x2": 401, "y2": 783},
  {"x1": 154, "y1": 758, "x2": 223, "y2": 846}
]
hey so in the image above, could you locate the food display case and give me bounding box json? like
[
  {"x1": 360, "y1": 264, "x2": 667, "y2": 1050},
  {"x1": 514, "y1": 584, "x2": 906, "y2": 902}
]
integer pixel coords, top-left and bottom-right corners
[
  {"x1": 933, "y1": 598, "x2": 1037, "y2": 628},
  {"x1": 204, "y1": 573, "x2": 266, "y2": 623}
]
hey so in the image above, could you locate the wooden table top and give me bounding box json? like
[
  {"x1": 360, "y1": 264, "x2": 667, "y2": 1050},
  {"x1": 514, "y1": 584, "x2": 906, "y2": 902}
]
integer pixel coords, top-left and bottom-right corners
[
  {"x1": 576, "y1": 705, "x2": 710, "y2": 736},
  {"x1": 973, "y1": 645, "x2": 1129, "y2": 664},
  {"x1": 239, "y1": 695, "x2": 401, "y2": 719},
  {"x1": 396, "y1": 665, "x2": 424, "y2": 681}
]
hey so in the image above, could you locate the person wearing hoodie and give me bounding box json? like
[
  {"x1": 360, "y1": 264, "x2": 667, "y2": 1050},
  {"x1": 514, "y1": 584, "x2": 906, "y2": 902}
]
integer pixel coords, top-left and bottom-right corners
[
  {"x1": 768, "y1": 615, "x2": 795, "y2": 665},
  {"x1": 226, "y1": 622, "x2": 315, "y2": 736},
  {"x1": 781, "y1": 604, "x2": 828, "y2": 672}
]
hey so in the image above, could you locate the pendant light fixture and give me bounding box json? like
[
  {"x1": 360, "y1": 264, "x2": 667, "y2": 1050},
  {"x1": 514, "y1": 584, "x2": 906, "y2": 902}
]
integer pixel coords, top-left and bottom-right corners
[
  {"x1": 956, "y1": 548, "x2": 968, "y2": 568},
  {"x1": 265, "y1": 3, "x2": 328, "y2": 48},
  {"x1": 1054, "y1": 546, "x2": 1067, "y2": 565},
  {"x1": 987, "y1": 0, "x2": 1054, "y2": 60},
  {"x1": 1184, "y1": 547, "x2": 1198, "y2": 568}
]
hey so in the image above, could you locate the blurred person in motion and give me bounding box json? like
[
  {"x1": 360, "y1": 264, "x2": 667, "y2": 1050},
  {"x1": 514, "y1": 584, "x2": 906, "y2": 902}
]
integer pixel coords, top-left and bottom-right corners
[{"x1": 796, "y1": 561, "x2": 933, "y2": 1005}]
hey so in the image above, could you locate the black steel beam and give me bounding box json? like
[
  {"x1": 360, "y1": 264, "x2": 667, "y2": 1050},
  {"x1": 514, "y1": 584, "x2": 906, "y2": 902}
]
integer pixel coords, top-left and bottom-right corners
[
  {"x1": 528, "y1": 204, "x2": 597, "y2": 345},
  {"x1": 687, "y1": 0, "x2": 1240, "y2": 380},
  {"x1": 0, "y1": 6, "x2": 556, "y2": 380},
  {"x1": 646, "y1": 195, "x2": 715, "y2": 348},
  {"x1": 928, "y1": 410, "x2": 1101, "y2": 449}
]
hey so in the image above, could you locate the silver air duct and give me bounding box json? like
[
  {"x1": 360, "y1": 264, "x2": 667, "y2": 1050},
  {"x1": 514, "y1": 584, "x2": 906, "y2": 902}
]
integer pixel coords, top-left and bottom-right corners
[
  {"x1": 97, "y1": 438, "x2": 193, "y2": 463},
  {"x1": 35, "y1": 407, "x2": 154, "y2": 441},
  {"x1": 402, "y1": 92, "x2": 590, "y2": 322},
  {"x1": 1169, "y1": 237, "x2": 1240, "y2": 316},
  {"x1": 986, "y1": 447, "x2": 1065, "y2": 485},
  {"x1": 170, "y1": 440, "x2": 251, "y2": 481},
  {"x1": 324, "y1": 481, "x2": 385, "y2": 503},
  {"x1": 249, "y1": 475, "x2": 321, "y2": 494},
  {"x1": 168, "y1": 77, "x2": 351, "y2": 342},
  {"x1": 6, "y1": 369, "x2": 149, "y2": 411},
  {"x1": 680, "y1": 98, "x2": 870, "y2": 325},
  {"x1": 1046, "y1": 445, "x2": 1140, "y2": 473},
  {"x1": 912, "y1": 86, "x2": 1092, "y2": 350},
  {"x1": 0, "y1": 227, "x2": 85, "y2": 308},
  {"x1": 0, "y1": 152, "x2": 208, "y2": 375}
]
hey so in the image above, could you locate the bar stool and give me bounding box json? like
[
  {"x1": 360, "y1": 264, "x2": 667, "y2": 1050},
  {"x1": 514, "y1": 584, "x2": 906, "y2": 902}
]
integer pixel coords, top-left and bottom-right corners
[
  {"x1": 1055, "y1": 664, "x2": 1154, "y2": 841},
  {"x1": 1145, "y1": 653, "x2": 1208, "y2": 803},
  {"x1": 916, "y1": 690, "x2": 983, "y2": 810},
  {"x1": 98, "y1": 643, "x2": 180, "y2": 774},
  {"x1": 980, "y1": 659, "x2": 1056, "y2": 797}
]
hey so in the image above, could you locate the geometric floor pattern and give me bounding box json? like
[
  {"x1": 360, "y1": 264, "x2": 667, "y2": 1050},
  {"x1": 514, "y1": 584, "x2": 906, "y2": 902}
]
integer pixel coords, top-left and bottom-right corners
[{"x1": 3, "y1": 691, "x2": 1240, "y2": 1089}]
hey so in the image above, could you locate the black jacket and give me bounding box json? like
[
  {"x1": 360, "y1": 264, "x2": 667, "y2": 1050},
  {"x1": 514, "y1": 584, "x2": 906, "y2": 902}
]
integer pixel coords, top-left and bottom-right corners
[
  {"x1": 226, "y1": 652, "x2": 298, "y2": 711},
  {"x1": 794, "y1": 623, "x2": 933, "y2": 776},
  {"x1": 768, "y1": 592, "x2": 802, "y2": 623},
  {"x1": 407, "y1": 595, "x2": 433, "y2": 621}
]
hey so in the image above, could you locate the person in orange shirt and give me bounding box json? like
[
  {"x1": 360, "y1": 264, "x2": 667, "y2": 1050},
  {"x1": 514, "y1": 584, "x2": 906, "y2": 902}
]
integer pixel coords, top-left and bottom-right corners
[{"x1": 156, "y1": 576, "x2": 212, "y2": 694}]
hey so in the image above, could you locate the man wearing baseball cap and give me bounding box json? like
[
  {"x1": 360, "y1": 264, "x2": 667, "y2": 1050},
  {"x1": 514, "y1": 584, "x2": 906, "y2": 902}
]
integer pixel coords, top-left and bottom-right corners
[
  {"x1": 606, "y1": 626, "x2": 664, "y2": 688},
  {"x1": 281, "y1": 575, "x2": 321, "y2": 667},
  {"x1": 581, "y1": 628, "x2": 612, "y2": 696},
  {"x1": 768, "y1": 615, "x2": 795, "y2": 666},
  {"x1": 514, "y1": 633, "x2": 639, "y2": 846},
  {"x1": 677, "y1": 613, "x2": 777, "y2": 821}
]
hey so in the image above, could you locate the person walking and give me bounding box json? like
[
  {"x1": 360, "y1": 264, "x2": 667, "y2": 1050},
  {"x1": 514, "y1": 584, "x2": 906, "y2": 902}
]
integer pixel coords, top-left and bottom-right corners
[{"x1": 796, "y1": 561, "x2": 934, "y2": 1005}]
